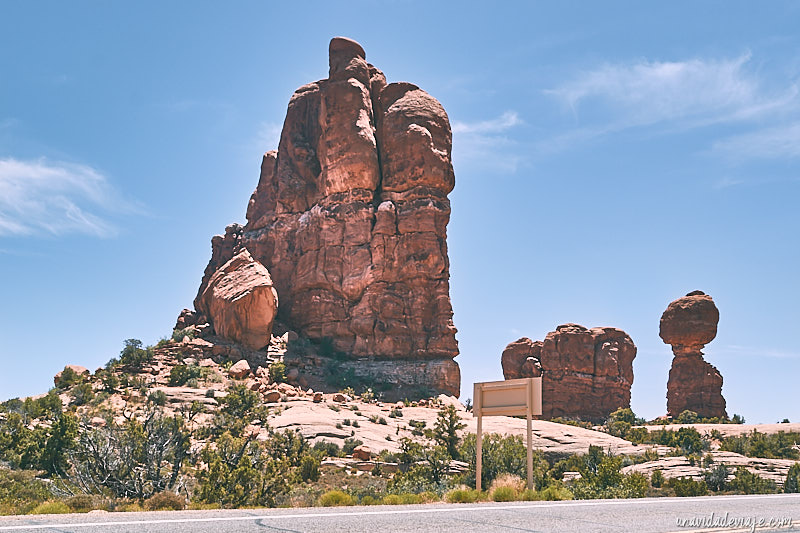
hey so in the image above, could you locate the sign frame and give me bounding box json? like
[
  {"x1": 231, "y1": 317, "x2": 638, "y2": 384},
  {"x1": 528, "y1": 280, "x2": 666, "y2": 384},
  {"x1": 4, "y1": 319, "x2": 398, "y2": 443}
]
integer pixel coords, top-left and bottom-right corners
[{"x1": 472, "y1": 377, "x2": 542, "y2": 491}]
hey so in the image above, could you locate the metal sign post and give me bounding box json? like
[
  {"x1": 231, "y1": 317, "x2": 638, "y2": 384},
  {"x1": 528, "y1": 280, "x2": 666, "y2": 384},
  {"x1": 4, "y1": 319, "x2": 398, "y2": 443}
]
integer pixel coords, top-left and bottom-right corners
[{"x1": 473, "y1": 377, "x2": 542, "y2": 492}]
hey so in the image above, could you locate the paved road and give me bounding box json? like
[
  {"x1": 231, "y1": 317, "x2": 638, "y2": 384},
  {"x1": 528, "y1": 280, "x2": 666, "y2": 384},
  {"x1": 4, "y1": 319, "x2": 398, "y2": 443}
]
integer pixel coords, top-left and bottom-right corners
[{"x1": 1, "y1": 494, "x2": 798, "y2": 533}]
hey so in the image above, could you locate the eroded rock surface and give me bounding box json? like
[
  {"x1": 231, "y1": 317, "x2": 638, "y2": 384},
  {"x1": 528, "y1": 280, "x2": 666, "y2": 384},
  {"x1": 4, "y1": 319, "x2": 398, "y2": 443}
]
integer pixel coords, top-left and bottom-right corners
[
  {"x1": 660, "y1": 291, "x2": 727, "y2": 419},
  {"x1": 502, "y1": 324, "x2": 636, "y2": 421},
  {"x1": 196, "y1": 249, "x2": 278, "y2": 351},
  {"x1": 193, "y1": 37, "x2": 459, "y2": 397}
]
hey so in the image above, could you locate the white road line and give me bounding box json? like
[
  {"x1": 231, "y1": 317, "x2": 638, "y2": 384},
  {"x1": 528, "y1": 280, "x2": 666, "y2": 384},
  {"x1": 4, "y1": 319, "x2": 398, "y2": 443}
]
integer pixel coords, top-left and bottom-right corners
[{"x1": 0, "y1": 494, "x2": 798, "y2": 530}]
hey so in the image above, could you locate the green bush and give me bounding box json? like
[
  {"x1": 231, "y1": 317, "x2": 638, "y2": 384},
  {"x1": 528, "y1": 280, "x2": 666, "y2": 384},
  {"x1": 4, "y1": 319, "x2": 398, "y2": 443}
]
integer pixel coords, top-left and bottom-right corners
[
  {"x1": 119, "y1": 339, "x2": 154, "y2": 369},
  {"x1": 432, "y1": 405, "x2": 466, "y2": 459},
  {"x1": 148, "y1": 390, "x2": 168, "y2": 406},
  {"x1": 269, "y1": 361, "x2": 287, "y2": 383},
  {"x1": 343, "y1": 438, "x2": 363, "y2": 456},
  {"x1": 318, "y1": 490, "x2": 353, "y2": 507},
  {"x1": 719, "y1": 431, "x2": 800, "y2": 460},
  {"x1": 29, "y1": 501, "x2": 71, "y2": 515},
  {"x1": 729, "y1": 466, "x2": 776, "y2": 494},
  {"x1": 0, "y1": 469, "x2": 54, "y2": 515},
  {"x1": 668, "y1": 476, "x2": 708, "y2": 497},
  {"x1": 299, "y1": 456, "x2": 320, "y2": 482},
  {"x1": 785, "y1": 463, "x2": 800, "y2": 493},
  {"x1": 70, "y1": 383, "x2": 94, "y2": 406},
  {"x1": 650, "y1": 469, "x2": 665, "y2": 488},
  {"x1": 490, "y1": 485, "x2": 518, "y2": 502},
  {"x1": 143, "y1": 492, "x2": 186, "y2": 511},
  {"x1": 675, "y1": 410, "x2": 700, "y2": 424},
  {"x1": 445, "y1": 488, "x2": 481, "y2": 503},
  {"x1": 171, "y1": 328, "x2": 195, "y2": 342},
  {"x1": 703, "y1": 463, "x2": 729, "y2": 492},
  {"x1": 169, "y1": 365, "x2": 205, "y2": 387},
  {"x1": 459, "y1": 433, "x2": 548, "y2": 490}
]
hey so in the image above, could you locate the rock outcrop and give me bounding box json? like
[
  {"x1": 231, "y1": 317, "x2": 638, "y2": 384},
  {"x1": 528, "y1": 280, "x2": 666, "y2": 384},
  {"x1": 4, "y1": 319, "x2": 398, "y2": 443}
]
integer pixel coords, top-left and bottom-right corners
[
  {"x1": 502, "y1": 324, "x2": 636, "y2": 421},
  {"x1": 196, "y1": 249, "x2": 278, "y2": 351},
  {"x1": 660, "y1": 290, "x2": 727, "y2": 419},
  {"x1": 192, "y1": 37, "x2": 459, "y2": 397}
]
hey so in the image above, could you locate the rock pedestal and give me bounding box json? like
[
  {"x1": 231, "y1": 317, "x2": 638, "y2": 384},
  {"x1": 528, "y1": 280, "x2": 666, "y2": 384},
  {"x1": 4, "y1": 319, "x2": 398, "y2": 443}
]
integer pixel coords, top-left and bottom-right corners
[
  {"x1": 501, "y1": 324, "x2": 637, "y2": 422},
  {"x1": 660, "y1": 290, "x2": 727, "y2": 419}
]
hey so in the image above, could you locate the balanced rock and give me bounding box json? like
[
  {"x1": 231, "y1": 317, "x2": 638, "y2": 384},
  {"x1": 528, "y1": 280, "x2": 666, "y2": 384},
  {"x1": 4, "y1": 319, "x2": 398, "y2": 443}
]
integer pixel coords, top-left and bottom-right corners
[
  {"x1": 501, "y1": 324, "x2": 636, "y2": 421},
  {"x1": 660, "y1": 291, "x2": 727, "y2": 418},
  {"x1": 194, "y1": 37, "x2": 459, "y2": 397},
  {"x1": 197, "y1": 249, "x2": 278, "y2": 351}
]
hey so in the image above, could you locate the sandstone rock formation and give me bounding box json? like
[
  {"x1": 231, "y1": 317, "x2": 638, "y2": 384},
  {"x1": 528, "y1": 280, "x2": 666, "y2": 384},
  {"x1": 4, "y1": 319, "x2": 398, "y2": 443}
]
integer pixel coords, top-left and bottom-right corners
[
  {"x1": 196, "y1": 249, "x2": 278, "y2": 351},
  {"x1": 501, "y1": 324, "x2": 636, "y2": 421},
  {"x1": 660, "y1": 290, "x2": 727, "y2": 419},
  {"x1": 192, "y1": 37, "x2": 459, "y2": 397}
]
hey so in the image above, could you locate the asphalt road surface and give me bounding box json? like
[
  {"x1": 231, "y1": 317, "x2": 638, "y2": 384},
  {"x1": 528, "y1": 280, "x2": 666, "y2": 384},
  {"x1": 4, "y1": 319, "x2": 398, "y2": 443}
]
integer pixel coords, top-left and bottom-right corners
[{"x1": 1, "y1": 494, "x2": 798, "y2": 533}]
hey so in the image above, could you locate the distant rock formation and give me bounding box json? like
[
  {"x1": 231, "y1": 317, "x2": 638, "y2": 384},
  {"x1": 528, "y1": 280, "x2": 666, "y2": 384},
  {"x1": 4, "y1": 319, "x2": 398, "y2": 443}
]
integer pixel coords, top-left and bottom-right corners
[
  {"x1": 502, "y1": 324, "x2": 637, "y2": 421},
  {"x1": 660, "y1": 290, "x2": 727, "y2": 418},
  {"x1": 191, "y1": 37, "x2": 459, "y2": 397}
]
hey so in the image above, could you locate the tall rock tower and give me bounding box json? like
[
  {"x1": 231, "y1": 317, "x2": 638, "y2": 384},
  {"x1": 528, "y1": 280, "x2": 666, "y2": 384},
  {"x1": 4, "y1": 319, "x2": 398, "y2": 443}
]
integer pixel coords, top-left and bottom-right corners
[{"x1": 194, "y1": 37, "x2": 460, "y2": 397}]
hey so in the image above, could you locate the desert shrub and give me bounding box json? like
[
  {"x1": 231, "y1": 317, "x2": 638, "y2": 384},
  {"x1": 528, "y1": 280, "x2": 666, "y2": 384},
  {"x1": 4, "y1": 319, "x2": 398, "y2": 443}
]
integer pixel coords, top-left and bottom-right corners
[
  {"x1": 194, "y1": 432, "x2": 290, "y2": 508},
  {"x1": 490, "y1": 485, "x2": 518, "y2": 502},
  {"x1": 0, "y1": 468, "x2": 54, "y2": 515},
  {"x1": 445, "y1": 487, "x2": 481, "y2": 503},
  {"x1": 703, "y1": 463, "x2": 730, "y2": 491},
  {"x1": 65, "y1": 494, "x2": 105, "y2": 513},
  {"x1": 719, "y1": 431, "x2": 800, "y2": 460},
  {"x1": 56, "y1": 367, "x2": 85, "y2": 389},
  {"x1": 171, "y1": 328, "x2": 195, "y2": 342},
  {"x1": 459, "y1": 433, "x2": 548, "y2": 490},
  {"x1": 550, "y1": 417, "x2": 593, "y2": 429},
  {"x1": 29, "y1": 501, "x2": 71, "y2": 515},
  {"x1": 675, "y1": 410, "x2": 700, "y2": 424},
  {"x1": 268, "y1": 361, "x2": 287, "y2": 383},
  {"x1": 785, "y1": 463, "x2": 800, "y2": 493},
  {"x1": 68, "y1": 410, "x2": 189, "y2": 499},
  {"x1": 343, "y1": 438, "x2": 363, "y2": 456},
  {"x1": 299, "y1": 456, "x2": 320, "y2": 482},
  {"x1": 143, "y1": 492, "x2": 186, "y2": 511},
  {"x1": 70, "y1": 383, "x2": 94, "y2": 406},
  {"x1": 318, "y1": 490, "x2": 353, "y2": 507},
  {"x1": 169, "y1": 365, "x2": 205, "y2": 386},
  {"x1": 729, "y1": 466, "x2": 776, "y2": 494},
  {"x1": 668, "y1": 476, "x2": 708, "y2": 497},
  {"x1": 96, "y1": 369, "x2": 119, "y2": 392},
  {"x1": 432, "y1": 405, "x2": 466, "y2": 459},
  {"x1": 380, "y1": 494, "x2": 402, "y2": 505},
  {"x1": 389, "y1": 408, "x2": 403, "y2": 418},
  {"x1": 567, "y1": 447, "x2": 648, "y2": 499},
  {"x1": 650, "y1": 469, "x2": 665, "y2": 488},
  {"x1": 0, "y1": 411, "x2": 77, "y2": 475},
  {"x1": 119, "y1": 339, "x2": 154, "y2": 369},
  {"x1": 148, "y1": 390, "x2": 168, "y2": 406}
]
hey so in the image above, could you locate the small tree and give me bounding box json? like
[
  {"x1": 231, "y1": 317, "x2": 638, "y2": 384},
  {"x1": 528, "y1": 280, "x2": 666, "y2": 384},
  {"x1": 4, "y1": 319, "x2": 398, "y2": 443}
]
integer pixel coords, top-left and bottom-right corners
[
  {"x1": 119, "y1": 339, "x2": 154, "y2": 369},
  {"x1": 431, "y1": 405, "x2": 466, "y2": 459},
  {"x1": 785, "y1": 463, "x2": 800, "y2": 493}
]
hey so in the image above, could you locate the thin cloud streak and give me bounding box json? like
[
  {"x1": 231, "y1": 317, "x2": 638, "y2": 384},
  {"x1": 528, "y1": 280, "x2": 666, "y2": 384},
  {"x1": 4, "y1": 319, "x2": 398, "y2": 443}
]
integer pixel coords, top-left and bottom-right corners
[
  {"x1": 712, "y1": 122, "x2": 800, "y2": 160},
  {"x1": 0, "y1": 158, "x2": 132, "y2": 238},
  {"x1": 452, "y1": 111, "x2": 524, "y2": 174},
  {"x1": 543, "y1": 53, "x2": 800, "y2": 150}
]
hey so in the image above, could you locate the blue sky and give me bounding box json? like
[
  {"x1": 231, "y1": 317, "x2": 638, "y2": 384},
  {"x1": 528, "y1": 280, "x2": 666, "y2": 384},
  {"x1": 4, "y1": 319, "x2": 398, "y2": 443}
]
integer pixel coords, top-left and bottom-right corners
[{"x1": 1, "y1": 1, "x2": 798, "y2": 423}]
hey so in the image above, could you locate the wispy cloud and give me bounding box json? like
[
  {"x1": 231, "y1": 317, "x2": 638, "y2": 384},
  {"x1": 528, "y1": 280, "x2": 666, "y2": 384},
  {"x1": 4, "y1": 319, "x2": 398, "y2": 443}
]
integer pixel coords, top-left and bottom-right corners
[
  {"x1": 712, "y1": 122, "x2": 800, "y2": 160},
  {"x1": 544, "y1": 53, "x2": 800, "y2": 149},
  {"x1": 452, "y1": 111, "x2": 522, "y2": 135},
  {"x1": 452, "y1": 111, "x2": 524, "y2": 173},
  {"x1": 0, "y1": 158, "x2": 133, "y2": 238}
]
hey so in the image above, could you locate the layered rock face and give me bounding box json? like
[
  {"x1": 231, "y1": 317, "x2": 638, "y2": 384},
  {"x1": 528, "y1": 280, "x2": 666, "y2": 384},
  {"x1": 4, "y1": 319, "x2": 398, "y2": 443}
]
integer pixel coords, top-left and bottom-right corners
[
  {"x1": 502, "y1": 324, "x2": 636, "y2": 421},
  {"x1": 194, "y1": 37, "x2": 459, "y2": 396},
  {"x1": 660, "y1": 291, "x2": 727, "y2": 418}
]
